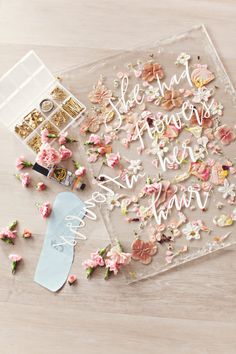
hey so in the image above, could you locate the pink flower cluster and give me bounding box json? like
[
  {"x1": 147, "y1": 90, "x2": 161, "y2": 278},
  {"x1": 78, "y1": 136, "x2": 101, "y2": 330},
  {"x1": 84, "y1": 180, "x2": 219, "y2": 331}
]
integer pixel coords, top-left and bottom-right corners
[
  {"x1": 106, "y1": 153, "x2": 120, "y2": 168},
  {"x1": 0, "y1": 226, "x2": 17, "y2": 242},
  {"x1": 143, "y1": 182, "x2": 160, "y2": 194},
  {"x1": 82, "y1": 241, "x2": 131, "y2": 280},
  {"x1": 59, "y1": 145, "x2": 72, "y2": 161},
  {"x1": 105, "y1": 244, "x2": 131, "y2": 277},
  {"x1": 39, "y1": 201, "x2": 52, "y2": 218},
  {"x1": 36, "y1": 143, "x2": 61, "y2": 168},
  {"x1": 82, "y1": 250, "x2": 105, "y2": 270}
]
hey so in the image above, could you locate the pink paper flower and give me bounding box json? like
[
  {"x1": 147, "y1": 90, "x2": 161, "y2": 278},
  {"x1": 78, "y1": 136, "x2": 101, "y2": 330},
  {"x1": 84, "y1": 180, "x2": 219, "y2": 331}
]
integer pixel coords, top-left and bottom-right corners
[
  {"x1": 82, "y1": 247, "x2": 107, "y2": 278},
  {"x1": 143, "y1": 182, "x2": 161, "y2": 194},
  {"x1": 59, "y1": 145, "x2": 72, "y2": 161},
  {"x1": 104, "y1": 240, "x2": 131, "y2": 279},
  {"x1": 9, "y1": 254, "x2": 22, "y2": 274},
  {"x1": 41, "y1": 128, "x2": 50, "y2": 143},
  {"x1": 87, "y1": 134, "x2": 101, "y2": 145},
  {"x1": 91, "y1": 250, "x2": 105, "y2": 266},
  {"x1": 15, "y1": 156, "x2": 32, "y2": 170},
  {"x1": 23, "y1": 229, "x2": 32, "y2": 239},
  {"x1": 68, "y1": 274, "x2": 77, "y2": 286},
  {"x1": 39, "y1": 201, "x2": 52, "y2": 218},
  {"x1": 21, "y1": 172, "x2": 31, "y2": 187},
  {"x1": 75, "y1": 166, "x2": 86, "y2": 177},
  {"x1": 189, "y1": 162, "x2": 210, "y2": 181},
  {"x1": 0, "y1": 226, "x2": 17, "y2": 243},
  {"x1": 36, "y1": 182, "x2": 47, "y2": 191},
  {"x1": 73, "y1": 160, "x2": 86, "y2": 177},
  {"x1": 36, "y1": 143, "x2": 61, "y2": 168},
  {"x1": 59, "y1": 132, "x2": 77, "y2": 145},
  {"x1": 106, "y1": 153, "x2": 120, "y2": 168},
  {"x1": 214, "y1": 125, "x2": 235, "y2": 145}
]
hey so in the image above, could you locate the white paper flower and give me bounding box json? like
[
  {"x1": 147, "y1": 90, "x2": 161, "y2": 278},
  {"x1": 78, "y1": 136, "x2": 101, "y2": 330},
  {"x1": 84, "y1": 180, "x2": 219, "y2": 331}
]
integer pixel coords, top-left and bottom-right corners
[
  {"x1": 218, "y1": 179, "x2": 235, "y2": 199},
  {"x1": 192, "y1": 87, "x2": 213, "y2": 103},
  {"x1": 149, "y1": 139, "x2": 169, "y2": 157},
  {"x1": 182, "y1": 221, "x2": 201, "y2": 240},
  {"x1": 145, "y1": 85, "x2": 160, "y2": 102},
  {"x1": 127, "y1": 159, "x2": 143, "y2": 175},
  {"x1": 106, "y1": 193, "x2": 121, "y2": 211},
  {"x1": 193, "y1": 136, "x2": 209, "y2": 160},
  {"x1": 175, "y1": 52, "x2": 191, "y2": 65},
  {"x1": 210, "y1": 101, "x2": 224, "y2": 116}
]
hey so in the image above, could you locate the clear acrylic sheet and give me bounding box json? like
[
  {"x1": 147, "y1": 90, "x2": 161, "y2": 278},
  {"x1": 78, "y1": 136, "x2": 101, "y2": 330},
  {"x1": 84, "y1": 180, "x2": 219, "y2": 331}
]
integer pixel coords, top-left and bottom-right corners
[{"x1": 59, "y1": 25, "x2": 236, "y2": 283}]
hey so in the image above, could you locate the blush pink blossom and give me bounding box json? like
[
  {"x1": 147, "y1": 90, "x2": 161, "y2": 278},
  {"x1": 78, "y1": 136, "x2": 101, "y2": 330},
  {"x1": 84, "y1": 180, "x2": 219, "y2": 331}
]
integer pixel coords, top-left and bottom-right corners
[
  {"x1": 106, "y1": 153, "x2": 120, "y2": 168},
  {"x1": 9, "y1": 254, "x2": 22, "y2": 274},
  {"x1": 9, "y1": 254, "x2": 22, "y2": 262},
  {"x1": 21, "y1": 173, "x2": 31, "y2": 187},
  {"x1": 88, "y1": 134, "x2": 101, "y2": 145},
  {"x1": 15, "y1": 156, "x2": 32, "y2": 170},
  {"x1": 59, "y1": 145, "x2": 72, "y2": 161},
  {"x1": 36, "y1": 143, "x2": 61, "y2": 168},
  {"x1": 105, "y1": 259, "x2": 120, "y2": 275},
  {"x1": 0, "y1": 227, "x2": 17, "y2": 240},
  {"x1": 214, "y1": 125, "x2": 236, "y2": 145},
  {"x1": 75, "y1": 166, "x2": 86, "y2": 177},
  {"x1": 68, "y1": 274, "x2": 77, "y2": 285},
  {"x1": 41, "y1": 128, "x2": 50, "y2": 143},
  {"x1": 82, "y1": 259, "x2": 97, "y2": 269},
  {"x1": 91, "y1": 250, "x2": 105, "y2": 266},
  {"x1": 36, "y1": 182, "x2": 47, "y2": 191},
  {"x1": 143, "y1": 182, "x2": 160, "y2": 194},
  {"x1": 39, "y1": 201, "x2": 52, "y2": 218},
  {"x1": 58, "y1": 132, "x2": 68, "y2": 145}
]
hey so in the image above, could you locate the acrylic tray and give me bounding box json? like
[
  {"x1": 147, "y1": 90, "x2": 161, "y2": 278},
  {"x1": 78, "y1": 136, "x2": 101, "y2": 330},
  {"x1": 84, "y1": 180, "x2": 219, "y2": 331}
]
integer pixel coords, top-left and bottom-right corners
[{"x1": 59, "y1": 25, "x2": 236, "y2": 283}]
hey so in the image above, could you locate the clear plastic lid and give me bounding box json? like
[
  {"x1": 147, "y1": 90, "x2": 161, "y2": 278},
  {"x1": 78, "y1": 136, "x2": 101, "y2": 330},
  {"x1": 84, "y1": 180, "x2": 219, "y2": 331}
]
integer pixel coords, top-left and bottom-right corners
[{"x1": 0, "y1": 51, "x2": 56, "y2": 130}]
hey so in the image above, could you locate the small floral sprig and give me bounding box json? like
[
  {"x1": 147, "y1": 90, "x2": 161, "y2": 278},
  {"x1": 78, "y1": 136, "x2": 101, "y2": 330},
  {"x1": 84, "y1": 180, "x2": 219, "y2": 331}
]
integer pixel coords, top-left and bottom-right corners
[
  {"x1": 36, "y1": 201, "x2": 52, "y2": 218},
  {"x1": 15, "y1": 172, "x2": 31, "y2": 187},
  {"x1": 104, "y1": 240, "x2": 131, "y2": 280},
  {"x1": 9, "y1": 254, "x2": 22, "y2": 274},
  {"x1": 82, "y1": 247, "x2": 107, "y2": 278},
  {"x1": 0, "y1": 220, "x2": 17, "y2": 244},
  {"x1": 23, "y1": 229, "x2": 32, "y2": 239},
  {"x1": 59, "y1": 132, "x2": 77, "y2": 145},
  {"x1": 15, "y1": 156, "x2": 32, "y2": 170},
  {"x1": 68, "y1": 274, "x2": 77, "y2": 286},
  {"x1": 41, "y1": 129, "x2": 77, "y2": 145},
  {"x1": 82, "y1": 241, "x2": 131, "y2": 280},
  {"x1": 72, "y1": 160, "x2": 87, "y2": 177}
]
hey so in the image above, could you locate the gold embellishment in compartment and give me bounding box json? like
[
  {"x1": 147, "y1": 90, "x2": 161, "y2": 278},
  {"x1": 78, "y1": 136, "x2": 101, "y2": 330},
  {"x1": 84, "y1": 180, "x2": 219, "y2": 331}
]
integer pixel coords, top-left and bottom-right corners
[
  {"x1": 62, "y1": 97, "x2": 84, "y2": 118},
  {"x1": 40, "y1": 121, "x2": 59, "y2": 135},
  {"x1": 15, "y1": 121, "x2": 33, "y2": 140},
  {"x1": 27, "y1": 134, "x2": 42, "y2": 153},
  {"x1": 51, "y1": 109, "x2": 71, "y2": 128},
  {"x1": 23, "y1": 109, "x2": 45, "y2": 130},
  {"x1": 50, "y1": 86, "x2": 68, "y2": 101}
]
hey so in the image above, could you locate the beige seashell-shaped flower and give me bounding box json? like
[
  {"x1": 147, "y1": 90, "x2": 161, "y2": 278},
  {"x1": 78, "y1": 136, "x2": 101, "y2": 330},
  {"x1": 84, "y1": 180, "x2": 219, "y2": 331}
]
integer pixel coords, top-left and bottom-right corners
[{"x1": 191, "y1": 64, "x2": 215, "y2": 88}]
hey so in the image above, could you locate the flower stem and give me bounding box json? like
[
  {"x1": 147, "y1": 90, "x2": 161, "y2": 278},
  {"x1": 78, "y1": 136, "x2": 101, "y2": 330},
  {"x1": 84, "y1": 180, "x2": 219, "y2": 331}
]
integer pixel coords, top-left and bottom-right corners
[{"x1": 9, "y1": 220, "x2": 17, "y2": 231}]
